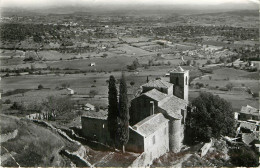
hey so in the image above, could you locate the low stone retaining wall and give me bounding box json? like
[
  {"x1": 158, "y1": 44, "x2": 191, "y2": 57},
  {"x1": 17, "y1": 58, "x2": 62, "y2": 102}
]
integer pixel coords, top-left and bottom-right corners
[{"x1": 60, "y1": 149, "x2": 92, "y2": 167}]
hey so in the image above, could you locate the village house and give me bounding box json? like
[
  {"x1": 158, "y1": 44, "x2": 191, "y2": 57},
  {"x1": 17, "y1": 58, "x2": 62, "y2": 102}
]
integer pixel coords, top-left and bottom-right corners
[
  {"x1": 81, "y1": 66, "x2": 189, "y2": 164},
  {"x1": 235, "y1": 105, "x2": 259, "y2": 121}
]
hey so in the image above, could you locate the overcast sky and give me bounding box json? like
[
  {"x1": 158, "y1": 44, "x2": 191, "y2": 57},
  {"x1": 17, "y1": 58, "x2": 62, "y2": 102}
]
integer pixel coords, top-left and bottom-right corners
[{"x1": 0, "y1": 0, "x2": 259, "y2": 8}]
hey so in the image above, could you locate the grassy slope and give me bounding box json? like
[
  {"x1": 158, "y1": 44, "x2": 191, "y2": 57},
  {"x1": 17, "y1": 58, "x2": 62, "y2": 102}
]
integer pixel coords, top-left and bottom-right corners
[{"x1": 0, "y1": 114, "x2": 78, "y2": 167}]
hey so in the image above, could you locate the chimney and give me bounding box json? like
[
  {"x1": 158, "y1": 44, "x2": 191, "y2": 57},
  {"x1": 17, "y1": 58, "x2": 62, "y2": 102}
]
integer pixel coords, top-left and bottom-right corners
[{"x1": 150, "y1": 101, "x2": 154, "y2": 115}]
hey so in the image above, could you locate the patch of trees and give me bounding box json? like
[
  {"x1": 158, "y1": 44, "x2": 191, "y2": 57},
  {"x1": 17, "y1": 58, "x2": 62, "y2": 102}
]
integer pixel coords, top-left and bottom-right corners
[
  {"x1": 2, "y1": 89, "x2": 31, "y2": 97},
  {"x1": 185, "y1": 92, "x2": 235, "y2": 144},
  {"x1": 229, "y1": 145, "x2": 259, "y2": 167},
  {"x1": 127, "y1": 59, "x2": 140, "y2": 71},
  {"x1": 42, "y1": 96, "x2": 74, "y2": 121},
  {"x1": 151, "y1": 26, "x2": 258, "y2": 40}
]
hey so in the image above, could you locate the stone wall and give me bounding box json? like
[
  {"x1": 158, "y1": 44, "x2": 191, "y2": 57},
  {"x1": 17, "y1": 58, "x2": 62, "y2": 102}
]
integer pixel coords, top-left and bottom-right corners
[
  {"x1": 126, "y1": 127, "x2": 145, "y2": 153},
  {"x1": 81, "y1": 116, "x2": 111, "y2": 145},
  {"x1": 143, "y1": 121, "x2": 169, "y2": 160},
  {"x1": 170, "y1": 71, "x2": 189, "y2": 102},
  {"x1": 169, "y1": 119, "x2": 183, "y2": 153},
  {"x1": 130, "y1": 95, "x2": 159, "y2": 125}
]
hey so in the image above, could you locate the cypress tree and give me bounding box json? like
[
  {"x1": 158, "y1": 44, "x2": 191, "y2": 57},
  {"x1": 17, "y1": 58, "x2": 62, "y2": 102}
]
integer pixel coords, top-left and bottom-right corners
[
  {"x1": 107, "y1": 75, "x2": 118, "y2": 147},
  {"x1": 117, "y1": 72, "x2": 129, "y2": 153}
]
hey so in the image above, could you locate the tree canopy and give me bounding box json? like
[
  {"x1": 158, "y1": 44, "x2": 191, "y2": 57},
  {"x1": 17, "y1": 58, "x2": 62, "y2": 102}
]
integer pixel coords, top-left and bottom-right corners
[
  {"x1": 117, "y1": 72, "x2": 129, "y2": 153},
  {"x1": 185, "y1": 92, "x2": 235, "y2": 144},
  {"x1": 107, "y1": 75, "x2": 119, "y2": 145}
]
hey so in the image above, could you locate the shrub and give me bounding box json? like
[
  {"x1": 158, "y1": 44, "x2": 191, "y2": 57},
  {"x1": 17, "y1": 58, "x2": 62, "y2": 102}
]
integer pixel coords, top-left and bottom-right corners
[
  {"x1": 229, "y1": 145, "x2": 259, "y2": 167},
  {"x1": 38, "y1": 84, "x2": 43, "y2": 90},
  {"x1": 4, "y1": 99, "x2": 11, "y2": 104},
  {"x1": 10, "y1": 102, "x2": 25, "y2": 110}
]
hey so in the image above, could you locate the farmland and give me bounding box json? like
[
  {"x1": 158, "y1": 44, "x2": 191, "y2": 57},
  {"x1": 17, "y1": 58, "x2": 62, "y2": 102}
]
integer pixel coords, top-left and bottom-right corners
[{"x1": 0, "y1": 5, "x2": 259, "y2": 167}]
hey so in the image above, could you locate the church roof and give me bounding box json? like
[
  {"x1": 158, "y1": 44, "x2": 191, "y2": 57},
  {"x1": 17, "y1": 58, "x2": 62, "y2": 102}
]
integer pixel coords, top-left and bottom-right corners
[
  {"x1": 142, "y1": 89, "x2": 167, "y2": 102},
  {"x1": 132, "y1": 113, "x2": 168, "y2": 137},
  {"x1": 142, "y1": 79, "x2": 173, "y2": 89},
  {"x1": 158, "y1": 95, "x2": 187, "y2": 119}
]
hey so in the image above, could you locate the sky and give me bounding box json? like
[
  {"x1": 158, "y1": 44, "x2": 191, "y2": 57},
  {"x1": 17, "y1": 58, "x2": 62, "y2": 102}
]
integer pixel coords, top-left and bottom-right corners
[{"x1": 0, "y1": 0, "x2": 259, "y2": 8}]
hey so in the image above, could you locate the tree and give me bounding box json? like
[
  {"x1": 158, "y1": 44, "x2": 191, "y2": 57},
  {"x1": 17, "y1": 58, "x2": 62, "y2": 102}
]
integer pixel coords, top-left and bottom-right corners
[
  {"x1": 206, "y1": 60, "x2": 212, "y2": 65},
  {"x1": 229, "y1": 145, "x2": 259, "y2": 167},
  {"x1": 186, "y1": 60, "x2": 191, "y2": 66},
  {"x1": 61, "y1": 82, "x2": 70, "y2": 89},
  {"x1": 117, "y1": 72, "x2": 129, "y2": 153},
  {"x1": 226, "y1": 83, "x2": 234, "y2": 91},
  {"x1": 42, "y1": 96, "x2": 74, "y2": 120},
  {"x1": 107, "y1": 75, "x2": 119, "y2": 147},
  {"x1": 38, "y1": 84, "x2": 43, "y2": 90},
  {"x1": 185, "y1": 92, "x2": 235, "y2": 144},
  {"x1": 130, "y1": 81, "x2": 135, "y2": 87},
  {"x1": 89, "y1": 90, "x2": 98, "y2": 98}
]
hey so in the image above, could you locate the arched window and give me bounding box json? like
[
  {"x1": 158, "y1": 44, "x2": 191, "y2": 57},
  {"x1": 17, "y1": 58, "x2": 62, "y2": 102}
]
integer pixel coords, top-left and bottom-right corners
[
  {"x1": 176, "y1": 77, "x2": 179, "y2": 85},
  {"x1": 186, "y1": 76, "x2": 188, "y2": 85}
]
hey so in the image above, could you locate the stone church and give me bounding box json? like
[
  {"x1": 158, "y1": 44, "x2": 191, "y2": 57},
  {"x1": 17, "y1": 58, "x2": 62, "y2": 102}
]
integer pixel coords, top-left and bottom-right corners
[
  {"x1": 129, "y1": 66, "x2": 189, "y2": 153},
  {"x1": 81, "y1": 66, "x2": 189, "y2": 165}
]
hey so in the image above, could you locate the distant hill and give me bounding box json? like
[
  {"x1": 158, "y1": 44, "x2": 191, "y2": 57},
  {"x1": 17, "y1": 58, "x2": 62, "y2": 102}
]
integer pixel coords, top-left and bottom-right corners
[
  {"x1": 194, "y1": 10, "x2": 259, "y2": 17},
  {"x1": 1, "y1": 2, "x2": 258, "y2": 16}
]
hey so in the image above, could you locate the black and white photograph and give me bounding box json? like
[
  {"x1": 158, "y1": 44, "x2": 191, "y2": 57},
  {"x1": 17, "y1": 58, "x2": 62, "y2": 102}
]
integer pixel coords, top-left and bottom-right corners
[{"x1": 0, "y1": 0, "x2": 259, "y2": 167}]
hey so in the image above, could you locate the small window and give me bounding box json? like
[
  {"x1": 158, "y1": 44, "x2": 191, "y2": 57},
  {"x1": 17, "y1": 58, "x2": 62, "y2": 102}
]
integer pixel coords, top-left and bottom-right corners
[
  {"x1": 152, "y1": 135, "x2": 155, "y2": 144},
  {"x1": 164, "y1": 127, "x2": 167, "y2": 135}
]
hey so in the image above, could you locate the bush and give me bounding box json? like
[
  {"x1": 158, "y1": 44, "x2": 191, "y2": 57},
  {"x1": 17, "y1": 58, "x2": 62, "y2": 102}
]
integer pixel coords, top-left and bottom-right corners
[
  {"x1": 4, "y1": 99, "x2": 11, "y2": 104},
  {"x1": 10, "y1": 102, "x2": 25, "y2": 110},
  {"x1": 229, "y1": 145, "x2": 259, "y2": 167},
  {"x1": 89, "y1": 90, "x2": 98, "y2": 98},
  {"x1": 252, "y1": 92, "x2": 259, "y2": 98},
  {"x1": 38, "y1": 84, "x2": 43, "y2": 90}
]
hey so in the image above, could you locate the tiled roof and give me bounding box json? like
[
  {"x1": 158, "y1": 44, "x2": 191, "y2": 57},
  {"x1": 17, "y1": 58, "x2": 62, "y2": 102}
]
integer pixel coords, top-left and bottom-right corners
[
  {"x1": 142, "y1": 79, "x2": 173, "y2": 89},
  {"x1": 242, "y1": 132, "x2": 258, "y2": 145},
  {"x1": 132, "y1": 113, "x2": 168, "y2": 137},
  {"x1": 240, "y1": 122, "x2": 257, "y2": 131},
  {"x1": 158, "y1": 95, "x2": 187, "y2": 119},
  {"x1": 240, "y1": 105, "x2": 259, "y2": 116},
  {"x1": 142, "y1": 89, "x2": 167, "y2": 102}
]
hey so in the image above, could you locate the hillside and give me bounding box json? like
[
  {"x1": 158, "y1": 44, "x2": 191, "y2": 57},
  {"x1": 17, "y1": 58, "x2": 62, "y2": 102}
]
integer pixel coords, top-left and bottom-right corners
[{"x1": 0, "y1": 115, "x2": 78, "y2": 167}]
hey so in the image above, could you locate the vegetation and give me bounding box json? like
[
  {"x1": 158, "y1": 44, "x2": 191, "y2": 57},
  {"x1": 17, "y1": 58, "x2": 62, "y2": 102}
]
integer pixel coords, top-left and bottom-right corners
[
  {"x1": 185, "y1": 92, "x2": 235, "y2": 144},
  {"x1": 117, "y1": 72, "x2": 129, "y2": 153},
  {"x1": 42, "y1": 96, "x2": 74, "y2": 120},
  {"x1": 89, "y1": 90, "x2": 98, "y2": 98},
  {"x1": 229, "y1": 145, "x2": 259, "y2": 167},
  {"x1": 107, "y1": 75, "x2": 119, "y2": 147},
  {"x1": 38, "y1": 84, "x2": 44, "y2": 90}
]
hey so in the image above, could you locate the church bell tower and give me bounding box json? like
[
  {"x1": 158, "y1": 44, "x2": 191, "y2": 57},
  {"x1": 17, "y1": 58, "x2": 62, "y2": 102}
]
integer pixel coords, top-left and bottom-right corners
[{"x1": 169, "y1": 66, "x2": 189, "y2": 102}]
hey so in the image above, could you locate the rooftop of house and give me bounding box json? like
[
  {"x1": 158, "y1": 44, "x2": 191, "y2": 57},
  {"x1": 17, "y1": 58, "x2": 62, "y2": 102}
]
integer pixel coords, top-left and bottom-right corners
[
  {"x1": 132, "y1": 113, "x2": 169, "y2": 138},
  {"x1": 85, "y1": 103, "x2": 95, "y2": 108},
  {"x1": 170, "y1": 66, "x2": 188, "y2": 73},
  {"x1": 242, "y1": 132, "x2": 259, "y2": 145},
  {"x1": 142, "y1": 79, "x2": 173, "y2": 89},
  {"x1": 142, "y1": 89, "x2": 167, "y2": 102},
  {"x1": 240, "y1": 121, "x2": 257, "y2": 131},
  {"x1": 240, "y1": 105, "x2": 259, "y2": 116},
  {"x1": 82, "y1": 110, "x2": 107, "y2": 120}
]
